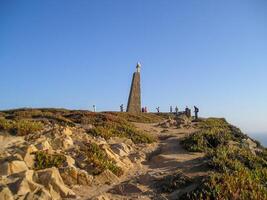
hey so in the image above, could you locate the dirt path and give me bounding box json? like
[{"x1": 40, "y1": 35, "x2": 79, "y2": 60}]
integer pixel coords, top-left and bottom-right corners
[{"x1": 75, "y1": 123, "x2": 207, "y2": 200}]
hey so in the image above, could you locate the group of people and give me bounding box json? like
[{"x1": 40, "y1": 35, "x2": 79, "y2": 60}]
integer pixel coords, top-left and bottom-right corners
[
  {"x1": 119, "y1": 104, "x2": 199, "y2": 119},
  {"x1": 141, "y1": 107, "x2": 148, "y2": 113},
  {"x1": 165, "y1": 105, "x2": 200, "y2": 119}
]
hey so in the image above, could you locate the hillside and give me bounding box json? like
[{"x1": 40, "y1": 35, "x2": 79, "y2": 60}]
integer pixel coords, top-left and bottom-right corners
[{"x1": 0, "y1": 109, "x2": 266, "y2": 200}]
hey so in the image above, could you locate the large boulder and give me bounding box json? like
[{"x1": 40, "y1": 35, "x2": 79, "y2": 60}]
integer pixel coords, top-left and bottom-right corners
[
  {"x1": 0, "y1": 160, "x2": 28, "y2": 176},
  {"x1": 36, "y1": 167, "x2": 75, "y2": 198}
]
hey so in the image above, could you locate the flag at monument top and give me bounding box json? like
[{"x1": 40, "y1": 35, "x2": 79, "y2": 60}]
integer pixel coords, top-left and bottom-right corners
[{"x1": 127, "y1": 63, "x2": 142, "y2": 114}]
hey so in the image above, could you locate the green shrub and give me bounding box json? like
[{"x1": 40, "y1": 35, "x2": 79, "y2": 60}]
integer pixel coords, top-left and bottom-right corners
[
  {"x1": 0, "y1": 118, "x2": 43, "y2": 135},
  {"x1": 180, "y1": 118, "x2": 267, "y2": 199},
  {"x1": 80, "y1": 142, "x2": 123, "y2": 177},
  {"x1": 15, "y1": 120, "x2": 44, "y2": 136},
  {"x1": 155, "y1": 171, "x2": 192, "y2": 193},
  {"x1": 208, "y1": 146, "x2": 267, "y2": 172},
  {"x1": 0, "y1": 117, "x2": 13, "y2": 130},
  {"x1": 181, "y1": 129, "x2": 232, "y2": 152},
  {"x1": 107, "y1": 112, "x2": 165, "y2": 123},
  {"x1": 34, "y1": 151, "x2": 66, "y2": 170},
  {"x1": 184, "y1": 168, "x2": 267, "y2": 200},
  {"x1": 86, "y1": 113, "x2": 156, "y2": 144}
]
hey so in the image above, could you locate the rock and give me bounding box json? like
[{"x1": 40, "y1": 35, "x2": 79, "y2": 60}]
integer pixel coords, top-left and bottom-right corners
[
  {"x1": 242, "y1": 138, "x2": 258, "y2": 155},
  {"x1": 60, "y1": 166, "x2": 93, "y2": 186},
  {"x1": 0, "y1": 186, "x2": 14, "y2": 200},
  {"x1": 22, "y1": 145, "x2": 38, "y2": 169},
  {"x1": 246, "y1": 138, "x2": 257, "y2": 149},
  {"x1": 94, "y1": 170, "x2": 120, "y2": 185},
  {"x1": 82, "y1": 124, "x2": 94, "y2": 132},
  {"x1": 62, "y1": 128, "x2": 72, "y2": 136},
  {"x1": 59, "y1": 167, "x2": 78, "y2": 186},
  {"x1": 62, "y1": 136, "x2": 73, "y2": 149},
  {"x1": 102, "y1": 147, "x2": 127, "y2": 170},
  {"x1": 77, "y1": 169, "x2": 93, "y2": 185},
  {"x1": 23, "y1": 153, "x2": 35, "y2": 169},
  {"x1": 6, "y1": 170, "x2": 42, "y2": 198},
  {"x1": 7, "y1": 175, "x2": 31, "y2": 196},
  {"x1": 110, "y1": 143, "x2": 132, "y2": 157},
  {"x1": 36, "y1": 140, "x2": 53, "y2": 152},
  {"x1": 64, "y1": 155, "x2": 75, "y2": 167},
  {"x1": 36, "y1": 167, "x2": 75, "y2": 198},
  {"x1": 52, "y1": 136, "x2": 73, "y2": 150},
  {"x1": 12, "y1": 154, "x2": 23, "y2": 161},
  {"x1": 92, "y1": 194, "x2": 110, "y2": 200},
  {"x1": 110, "y1": 182, "x2": 143, "y2": 195},
  {"x1": 0, "y1": 160, "x2": 28, "y2": 176},
  {"x1": 23, "y1": 187, "x2": 54, "y2": 200},
  {"x1": 26, "y1": 144, "x2": 38, "y2": 154}
]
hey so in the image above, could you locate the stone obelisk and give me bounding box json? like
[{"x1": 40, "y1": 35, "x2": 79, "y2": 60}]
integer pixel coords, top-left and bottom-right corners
[{"x1": 127, "y1": 63, "x2": 141, "y2": 114}]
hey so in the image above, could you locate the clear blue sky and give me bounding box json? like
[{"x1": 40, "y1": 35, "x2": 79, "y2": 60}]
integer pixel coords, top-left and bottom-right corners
[{"x1": 1, "y1": 0, "x2": 267, "y2": 133}]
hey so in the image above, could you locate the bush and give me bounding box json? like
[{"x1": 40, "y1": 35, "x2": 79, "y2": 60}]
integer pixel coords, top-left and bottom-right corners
[
  {"x1": 0, "y1": 117, "x2": 13, "y2": 130},
  {"x1": 79, "y1": 142, "x2": 123, "y2": 177},
  {"x1": 208, "y1": 146, "x2": 267, "y2": 172},
  {"x1": 107, "y1": 112, "x2": 165, "y2": 123},
  {"x1": 34, "y1": 151, "x2": 66, "y2": 170},
  {"x1": 179, "y1": 118, "x2": 267, "y2": 200},
  {"x1": 184, "y1": 168, "x2": 267, "y2": 200},
  {"x1": 155, "y1": 171, "x2": 192, "y2": 193},
  {"x1": 0, "y1": 118, "x2": 43, "y2": 135},
  {"x1": 14, "y1": 120, "x2": 44, "y2": 136},
  {"x1": 86, "y1": 113, "x2": 156, "y2": 144},
  {"x1": 181, "y1": 129, "x2": 232, "y2": 152}
]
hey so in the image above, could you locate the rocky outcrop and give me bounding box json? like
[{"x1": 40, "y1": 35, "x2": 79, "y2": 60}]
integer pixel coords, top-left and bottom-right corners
[
  {"x1": 36, "y1": 167, "x2": 75, "y2": 198},
  {"x1": 0, "y1": 123, "x2": 150, "y2": 199},
  {"x1": 59, "y1": 166, "x2": 93, "y2": 186}
]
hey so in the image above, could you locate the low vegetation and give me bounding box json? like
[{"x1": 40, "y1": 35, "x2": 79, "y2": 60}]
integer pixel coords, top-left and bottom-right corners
[
  {"x1": 155, "y1": 171, "x2": 193, "y2": 193},
  {"x1": 107, "y1": 112, "x2": 166, "y2": 123},
  {"x1": 180, "y1": 118, "x2": 267, "y2": 200},
  {"x1": 79, "y1": 142, "x2": 123, "y2": 176},
  {"x1": 34, "y1": 151, "x2": 66, "y2": 170},
  {"x1": 0, "y1": 117, "x2": 43, "y2": 136},
  {"x1": 0, "y1": 109, "x2": 157, "y2": 144}
]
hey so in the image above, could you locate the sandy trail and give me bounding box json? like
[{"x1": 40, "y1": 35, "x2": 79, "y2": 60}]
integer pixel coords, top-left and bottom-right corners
[{"x1": 76, "y1": 123, "x2": 207, "y2": 200}]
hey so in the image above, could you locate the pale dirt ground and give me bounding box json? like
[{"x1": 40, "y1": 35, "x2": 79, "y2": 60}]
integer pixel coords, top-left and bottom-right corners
[{"x1": 72, "y1": 122, "x2": 208, "y2": 200}]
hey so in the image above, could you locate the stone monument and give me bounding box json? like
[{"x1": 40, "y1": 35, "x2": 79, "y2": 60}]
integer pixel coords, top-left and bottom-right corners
[{"x1": 127, "y1": 63, "x2": 141, "y2": 114}]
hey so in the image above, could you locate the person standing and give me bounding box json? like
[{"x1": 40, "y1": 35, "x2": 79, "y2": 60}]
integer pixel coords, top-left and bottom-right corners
[
  {"x1": 120, "y1": 104, "x2": 124, "y2": 112},
  {"x1": 175, "y1": 106, "x2": 179, "y2": 115},
  {"x1": 144, "y1": 107, "x2": 148, "y2": 113},
  {"x1": 194, "y1": 106, "x2": 199, "y2": 120},
  {"x1": 170, "y1": 106, "x2": 173, "y2": 113},
  {"x1": 93, "y1": 105, "x2": 96, "y2": 112}
]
